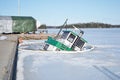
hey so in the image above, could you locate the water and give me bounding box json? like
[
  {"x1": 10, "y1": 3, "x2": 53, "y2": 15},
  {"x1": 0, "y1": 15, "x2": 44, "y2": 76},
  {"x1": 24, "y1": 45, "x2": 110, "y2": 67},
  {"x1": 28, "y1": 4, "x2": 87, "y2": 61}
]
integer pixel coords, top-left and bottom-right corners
[{"x1": 17, "y1": 28, "x2": 120, "y2": 80}]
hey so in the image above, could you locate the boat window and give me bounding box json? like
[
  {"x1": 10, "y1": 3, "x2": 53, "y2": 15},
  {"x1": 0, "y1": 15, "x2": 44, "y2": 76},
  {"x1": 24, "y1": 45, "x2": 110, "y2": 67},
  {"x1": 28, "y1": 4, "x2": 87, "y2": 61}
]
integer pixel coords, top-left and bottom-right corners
[
  {"x1": 67, "y1": 33, "x2": 76, "y2": 43},
  {"x1": 76, "y1": 38, "x2": 85, "y2": 48},
  {"x1": 44, "y1": 44, "x2": 49, "y2": 50},
  {"x1": 61, "y1": 31, "x2": 69, "y2": 39}
]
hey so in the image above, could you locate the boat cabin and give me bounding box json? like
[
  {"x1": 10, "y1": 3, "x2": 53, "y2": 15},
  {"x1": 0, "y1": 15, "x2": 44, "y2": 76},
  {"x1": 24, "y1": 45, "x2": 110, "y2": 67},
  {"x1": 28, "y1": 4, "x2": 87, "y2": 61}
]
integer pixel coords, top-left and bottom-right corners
[
  {"x1": 44, "y1": 30, "x2": 87, "y2": 51},
  {"x1": 60, "y1": 31, "x2": 87, "y2": 50}
]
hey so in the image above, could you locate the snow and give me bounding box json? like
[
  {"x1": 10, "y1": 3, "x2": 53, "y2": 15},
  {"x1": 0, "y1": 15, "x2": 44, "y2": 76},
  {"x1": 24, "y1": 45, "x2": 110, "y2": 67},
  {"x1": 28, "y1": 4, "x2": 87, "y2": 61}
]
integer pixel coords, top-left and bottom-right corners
[
  {"x1": 0, "y1": 36, "x2": 7, "y2": 40},
  {"x1": 17, "y1": 50, "x2": 120, "y2": 80},
  {"x1": 17, "y1": 28, "x2": 120, "y2": 80}
]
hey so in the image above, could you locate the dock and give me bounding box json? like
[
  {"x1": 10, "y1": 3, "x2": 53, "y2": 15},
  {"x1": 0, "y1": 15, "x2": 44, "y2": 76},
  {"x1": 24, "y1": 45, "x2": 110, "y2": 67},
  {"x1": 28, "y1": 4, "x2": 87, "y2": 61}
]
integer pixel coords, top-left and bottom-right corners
[
  {"x1": 0, "y1": 35, "x2": 18, "y2": 80},
  {"x1": 0, "y1": 33, "x2": 55, "y2": 80}
]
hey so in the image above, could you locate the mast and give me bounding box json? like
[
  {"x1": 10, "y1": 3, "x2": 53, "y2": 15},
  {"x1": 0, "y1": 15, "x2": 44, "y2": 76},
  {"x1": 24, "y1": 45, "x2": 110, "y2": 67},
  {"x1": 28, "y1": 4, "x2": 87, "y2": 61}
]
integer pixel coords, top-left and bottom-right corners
[
  {"x1": 55, "y1": 19, "x2": 68, "y2": 39},
  {"x1": 18, "y1": 0, "x2": 20, "y2": 16}
]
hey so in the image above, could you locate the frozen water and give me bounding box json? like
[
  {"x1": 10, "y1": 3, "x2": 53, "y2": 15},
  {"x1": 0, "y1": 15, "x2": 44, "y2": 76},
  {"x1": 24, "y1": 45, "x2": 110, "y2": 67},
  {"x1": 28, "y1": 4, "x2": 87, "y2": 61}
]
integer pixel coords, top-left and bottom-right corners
[{"x1": 17, "y1": 28, "x2": 120, "y2": 80}]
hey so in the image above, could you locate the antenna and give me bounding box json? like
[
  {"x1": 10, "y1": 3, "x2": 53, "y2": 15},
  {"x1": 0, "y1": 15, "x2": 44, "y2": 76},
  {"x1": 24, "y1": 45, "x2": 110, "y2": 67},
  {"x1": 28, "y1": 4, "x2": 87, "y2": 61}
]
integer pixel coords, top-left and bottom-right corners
[
  {"x1": 72, "y1": 25, "x2": 79, "y2": 30},
  {"x1": 72, "y1": 25, "x2": 84, "y2": 37}
]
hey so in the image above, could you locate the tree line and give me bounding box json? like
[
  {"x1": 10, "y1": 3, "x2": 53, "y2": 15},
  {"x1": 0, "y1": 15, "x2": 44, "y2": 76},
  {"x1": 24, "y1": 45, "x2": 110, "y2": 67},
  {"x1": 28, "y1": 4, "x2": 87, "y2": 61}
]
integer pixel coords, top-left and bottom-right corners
[{"x1": 38, "y1": 22, "x2": 120, "y2": 29}]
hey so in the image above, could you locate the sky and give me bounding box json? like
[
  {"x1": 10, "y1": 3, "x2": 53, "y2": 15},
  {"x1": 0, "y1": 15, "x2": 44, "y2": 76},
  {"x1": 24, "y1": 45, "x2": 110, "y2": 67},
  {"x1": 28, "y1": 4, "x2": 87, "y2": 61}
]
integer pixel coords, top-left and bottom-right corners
[{"x1": 0, "y1": 0, "x2": 120, "y2": 26}]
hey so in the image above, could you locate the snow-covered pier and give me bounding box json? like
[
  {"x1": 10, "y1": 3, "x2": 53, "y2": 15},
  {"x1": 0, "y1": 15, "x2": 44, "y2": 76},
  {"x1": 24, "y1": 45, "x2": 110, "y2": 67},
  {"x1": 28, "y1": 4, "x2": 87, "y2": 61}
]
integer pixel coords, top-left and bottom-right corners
[{"x1": 0, "y1": 35, "x2": 18, "y2": 80}]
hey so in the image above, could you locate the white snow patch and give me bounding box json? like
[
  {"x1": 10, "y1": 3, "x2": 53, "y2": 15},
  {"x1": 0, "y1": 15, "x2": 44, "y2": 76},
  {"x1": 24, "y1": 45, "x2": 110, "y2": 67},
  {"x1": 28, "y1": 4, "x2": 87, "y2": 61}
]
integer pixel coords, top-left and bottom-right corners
[
  {"x1": 64, "y1": 57, "x2": 117, "y2": 67},
  {"x1": 0, "y1": 36, "x2": 7, "y2": 40},
  {"x1": 16, "y1": 50, "x2": 35, "y2": 80}
]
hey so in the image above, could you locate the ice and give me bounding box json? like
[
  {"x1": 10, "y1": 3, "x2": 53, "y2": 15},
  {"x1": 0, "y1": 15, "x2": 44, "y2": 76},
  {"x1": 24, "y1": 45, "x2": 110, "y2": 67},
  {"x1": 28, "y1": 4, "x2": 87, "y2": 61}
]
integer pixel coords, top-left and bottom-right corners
[
  {"x1": 0, "y1": 36, "x2": 7, "y2": 40},
  {"x1": 17, "y1": 28, "x2": 120, "y2": 80}
]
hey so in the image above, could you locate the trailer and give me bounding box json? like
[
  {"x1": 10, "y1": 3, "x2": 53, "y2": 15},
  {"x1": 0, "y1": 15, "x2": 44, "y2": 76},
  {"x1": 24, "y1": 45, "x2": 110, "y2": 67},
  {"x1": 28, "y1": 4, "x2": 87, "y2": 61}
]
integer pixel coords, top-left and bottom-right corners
[{"x1": 0, "y1": 16, "x2": 36, "y2": 33}]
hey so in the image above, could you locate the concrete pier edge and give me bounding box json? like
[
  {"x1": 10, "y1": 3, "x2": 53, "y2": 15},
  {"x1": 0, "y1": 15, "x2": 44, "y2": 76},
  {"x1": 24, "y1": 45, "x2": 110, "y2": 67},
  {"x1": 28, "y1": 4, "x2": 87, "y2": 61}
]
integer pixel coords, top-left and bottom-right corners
[{"x1": 0, "y1": 35, "x2": 18, "y2": 80}]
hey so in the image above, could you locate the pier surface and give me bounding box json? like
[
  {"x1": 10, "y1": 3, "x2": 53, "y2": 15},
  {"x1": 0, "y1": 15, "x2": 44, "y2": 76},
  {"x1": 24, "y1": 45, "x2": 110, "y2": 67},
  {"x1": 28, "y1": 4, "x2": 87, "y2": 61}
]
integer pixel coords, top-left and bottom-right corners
[{"x1": 0, "y1": 35, "x2": 18, "y2": 80}]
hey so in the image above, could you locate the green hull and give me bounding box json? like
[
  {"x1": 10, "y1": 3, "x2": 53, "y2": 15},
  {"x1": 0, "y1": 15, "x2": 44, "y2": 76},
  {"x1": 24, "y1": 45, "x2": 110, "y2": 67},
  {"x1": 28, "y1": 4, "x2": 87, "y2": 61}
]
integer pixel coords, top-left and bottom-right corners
[{"x1": 46, "y1": 36, "x2": 73, "y2": 51}]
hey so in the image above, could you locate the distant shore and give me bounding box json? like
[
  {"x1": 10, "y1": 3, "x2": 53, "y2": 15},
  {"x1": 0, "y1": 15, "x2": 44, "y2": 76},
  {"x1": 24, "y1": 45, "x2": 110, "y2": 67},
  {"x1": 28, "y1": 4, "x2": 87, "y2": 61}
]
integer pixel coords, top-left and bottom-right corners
[{"x1": 39, "y1": 22, "x2": 120, "y2": 29}]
